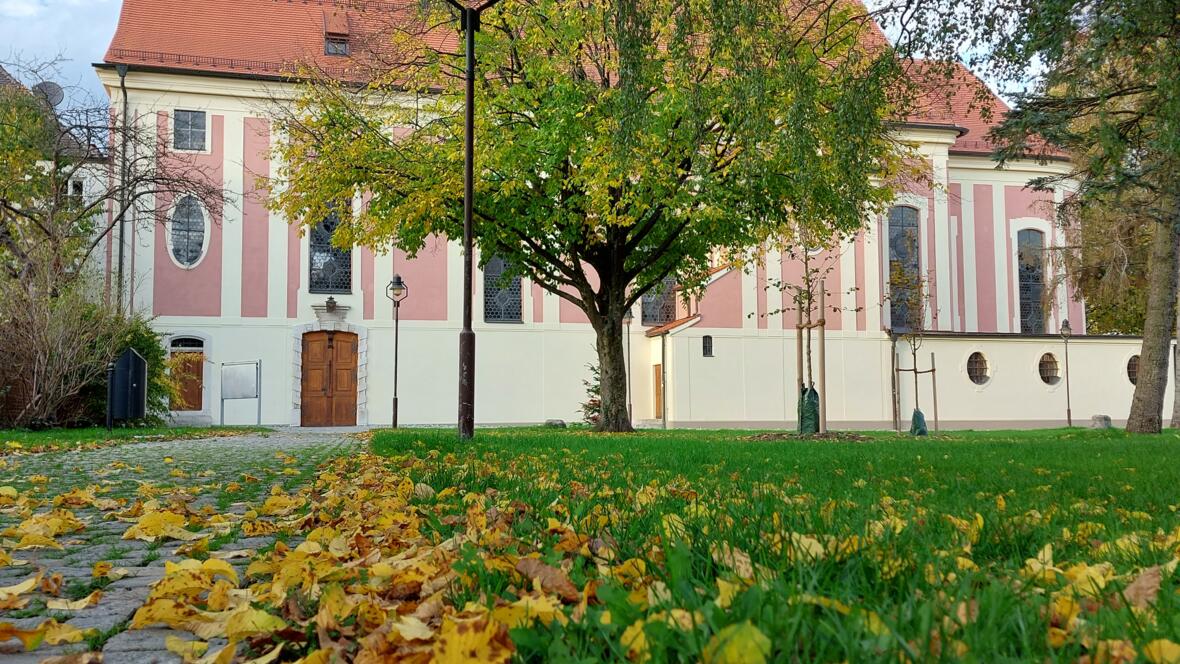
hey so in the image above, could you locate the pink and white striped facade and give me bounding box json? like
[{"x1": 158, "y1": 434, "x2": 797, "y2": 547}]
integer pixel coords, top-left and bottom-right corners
[{"x1": 92, "y1": 68, "x2": 1167, "y2": 429}]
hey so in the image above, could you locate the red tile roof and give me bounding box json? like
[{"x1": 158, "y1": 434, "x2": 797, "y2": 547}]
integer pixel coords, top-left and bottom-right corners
[
  {"x1": 103, "y1": 1, "x2": 1062, "y2": 160},
  {"x1": 103, "y1": 0, "x2": 453, "y2": 82}
]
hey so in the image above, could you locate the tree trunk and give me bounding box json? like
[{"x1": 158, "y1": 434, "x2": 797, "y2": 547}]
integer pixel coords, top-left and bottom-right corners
[
  {"x1": 594, "y1": 314, "x2": 634, "y2": 433},
  {"x1": 1126, "y1": 218, "x2": 1180, "y2": 433}
]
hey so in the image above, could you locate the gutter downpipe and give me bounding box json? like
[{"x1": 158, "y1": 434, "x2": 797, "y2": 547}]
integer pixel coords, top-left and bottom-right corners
[{"x1": 115, "y1": 64, "x2": 129, "y2": 316}]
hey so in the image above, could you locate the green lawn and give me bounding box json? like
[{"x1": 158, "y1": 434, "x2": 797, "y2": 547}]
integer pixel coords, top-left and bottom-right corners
[
  {"x1": 372, "y1": 426, "x2": 1180, "y2": 662},
  {"x1": 0, "y1": 425, "x2": 269, "y2": 453}
]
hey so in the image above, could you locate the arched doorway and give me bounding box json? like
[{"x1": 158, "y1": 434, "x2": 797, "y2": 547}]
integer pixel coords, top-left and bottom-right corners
[
  {"x1": 300, "y1": 331, "x2": 358, "y2": 426},
  {"x1": 169, "y1": 337, "x2": 205, "y2": 412}
]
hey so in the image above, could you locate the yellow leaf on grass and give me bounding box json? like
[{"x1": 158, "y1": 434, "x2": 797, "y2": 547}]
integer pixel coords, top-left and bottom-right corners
[
  {"x1": 432, "y1": 613, "x2": 514, "y2": 664},
  {"x1": 492, "y1": 593, "x2": 568, "y2": 628},
  {"x1": 47, "y1": 590, "x2": 102, "y2": 610},
  {"x1": 1144, "y1": 640, "x2": 1180, "y2": 664},
  {"x1": 794, "y1": 594, "x2": 889, "y2": 636},
  {"x1": 703, "y1": 621, "x2": 772, "y2": 664}
]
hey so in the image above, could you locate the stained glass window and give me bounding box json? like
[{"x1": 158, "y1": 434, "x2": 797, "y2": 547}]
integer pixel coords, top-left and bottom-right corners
[
  {"x1": 1018, "y1": 229, "x2": 1046, "y2": 334},
  {"x1": 642, "y1": 276, "x2": 677, "y2": 326},
  {"x1": 309, "y1": 211, "x2": 352, "y2": 293},
  {"x1": 171, "y1": 195, "x2": 205, "y2": 267},
  {"x1": 888, "y1": 206, "x2": 921, "y2": 332},
  {"x1": 483, "y1": 255, "x2": 522, "y2": 323}
]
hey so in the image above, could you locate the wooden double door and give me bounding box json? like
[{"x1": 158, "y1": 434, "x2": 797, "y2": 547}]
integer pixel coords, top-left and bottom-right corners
[{"x1": 300, "y1": 331, "x2": 358, "y2": 427}]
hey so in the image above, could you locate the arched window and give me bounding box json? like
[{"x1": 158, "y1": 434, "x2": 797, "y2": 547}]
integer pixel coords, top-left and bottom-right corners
[
  {"x1": 1127, "y1": 355, "x2": 1140, "y2": 385},
  {"x1": 642, "y1": 276, "x2": 677, "y2": 326},
  {"x1": 1018, "y1": 229, "x2": 1046, "y2": 334},
  {"x1": 309, "y1": 210, "x2": 352, "y2": 293},
  {"x1": 887, "y1": 206, "x2": 921, "y2": 332},
  {"x1": 483, "y1": 255, "x2": 522, "y2": 323},
  {"x1": 702, "y1": 335, "x2": 714, "y2": 357},
  {"x1": 170, "y1": 196, "x2": 205, "y2": 267}
]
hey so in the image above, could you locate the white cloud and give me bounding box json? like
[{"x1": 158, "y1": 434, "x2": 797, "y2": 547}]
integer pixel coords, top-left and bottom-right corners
[{"x1": 0, "y1": 0, "x2": 121, "y2": 100}]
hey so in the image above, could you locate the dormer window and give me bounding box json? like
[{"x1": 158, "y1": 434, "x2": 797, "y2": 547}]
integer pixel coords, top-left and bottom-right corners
[{"x1": 324, "y1": 8, "x2": 350, "y2": 56}]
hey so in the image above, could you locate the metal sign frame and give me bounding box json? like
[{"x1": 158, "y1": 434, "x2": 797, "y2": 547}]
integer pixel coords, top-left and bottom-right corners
[{"x1": 220, "y1": 360, "x2": 262, "y2": 426}]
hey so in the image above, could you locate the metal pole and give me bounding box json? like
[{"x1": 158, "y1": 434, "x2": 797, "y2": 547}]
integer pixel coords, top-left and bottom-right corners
[
  {"x1": 393, "y1": 299, "x2": 401, "y2": 429},
  {"x1": 1064, "y1": 337, "x2": 1072, "y2": 427},
  {"x1": 625, "y1": 316, "x2": 632, "y2": 424},
  {"x1": 930, "y1": 351, "x2": 939, "y2": 432},
  {"x1": 457, "y1": 6, "x2": 478, "y2": 440},
  {"x1": 256, "y1": 360, "x2": 262, "y2": 426},
  {"x1": 220, "y1": 364, "x2": 225, "y2": 426},
  {"x1": 105, "y1": 361, "x2": 115, "y2": 431},
  {"x1": 817, "y1": 284, "x2": 827, "y2": 433}
]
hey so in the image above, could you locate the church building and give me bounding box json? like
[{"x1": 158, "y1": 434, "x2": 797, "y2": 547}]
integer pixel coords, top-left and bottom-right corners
[{"x1": 94, "y1": 0, "x2": 1163, "y2": 428}]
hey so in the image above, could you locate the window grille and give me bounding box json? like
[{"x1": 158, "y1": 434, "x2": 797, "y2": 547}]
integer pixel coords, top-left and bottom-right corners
[
  {"x1": 170, "y1": 337, "x2": 205, "y2": 350},
  {"x1": 1039, "y1": 353, "x2": 1060, "y2": 385},
  {"x1": 1127, "y1": 355, "x2": 1140, "y2": 385},
  {"x1": 1018, "y1": 229, "x2": 1046, "y2": 334},
  {"x1": 887, "y1": 206, "x2": 921, "y2": 332},
  {"x1": 174, "y1": 110, "x2": 206, "y2": 151},
  {"x1": 703, "y1": 335, "x2": 714, "y2": 357},
  {"x1": 483, "y1": 255, "x2": 522, "y2": 323},
  {"x1": 967, "y1": 351, "x2": 990, "y2": 385},
  {"x1": 642, "y1": 276, "x2": 677, "y2": 326},
  {"x1": 171, "y1": 195, "x2": 205, "y2": 267},
  {"x1": 309, "y1": 211, "x2": 352, "y2": 293}
]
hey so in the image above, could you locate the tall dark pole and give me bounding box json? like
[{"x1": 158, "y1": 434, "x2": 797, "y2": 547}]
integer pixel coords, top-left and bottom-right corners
[
  {"x1": 393, "y1": 297, "x2": 401, "y2": 428},
  {"x1": 457, "y1": 6, "x2": 478, "y2": 440},
  {"x1": 387, "y1": 275, "x2": 409, "y2": 429}
]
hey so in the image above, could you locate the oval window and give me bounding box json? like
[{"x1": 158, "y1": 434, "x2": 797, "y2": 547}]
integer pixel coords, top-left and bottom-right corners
[
  {"x1": 171, "y1": 195, "x2": 206, "y2": 267},
  {"x1": 1127, "y1": 355, "x2": 1140, "y2": 385},
  {"x1": 1038, "y1": 353, "x2": 1060, "y2": 385},
  {"x1": 967, "y1": 351, "x2": 990, "y2": 385}
]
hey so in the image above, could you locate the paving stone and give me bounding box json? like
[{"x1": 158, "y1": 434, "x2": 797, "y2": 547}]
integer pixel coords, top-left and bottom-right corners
[{"x1": 0, "y1": 428, "x2": 358, "y2": 662}]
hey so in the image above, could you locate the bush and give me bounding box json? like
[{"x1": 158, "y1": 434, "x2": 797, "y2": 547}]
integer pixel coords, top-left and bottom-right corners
[{"x1": 77, "y1": 314, "x2": 175, "y2": 427}]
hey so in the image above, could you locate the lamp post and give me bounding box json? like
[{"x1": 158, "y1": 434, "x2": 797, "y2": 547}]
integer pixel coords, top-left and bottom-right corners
[
  {"x1": 1061, "y1": 319, "x2": 1072, "y2": 427},
  {"x1": 446, "y1": 0, "x2": 506, "y2": 440},
  {"x1": 623, "y1": 309, "x2": 633, "y2": 424},
  {"x1": 386, "y1": 274, "x2": 409, "y2": 428}
]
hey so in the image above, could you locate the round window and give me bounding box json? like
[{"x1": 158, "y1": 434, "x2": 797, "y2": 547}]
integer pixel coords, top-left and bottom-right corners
[
  {"x1": 1127, "y1": 355, "x2": 1140, "y2": 385},
  {"x1": 967, "y1": 351, "x2": 990, "y2": 385},
  {"x1": 170, "y1": 195, "x2": 206, "y2": 267},
  {"x1": 1038, "y1": 353, "x2": 1060, "y2": 385}
]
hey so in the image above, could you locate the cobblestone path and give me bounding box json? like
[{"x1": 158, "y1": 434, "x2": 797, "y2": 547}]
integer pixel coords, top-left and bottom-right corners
[{"x1": 0, "y1": 429, "x2": 359, "y2": 663}]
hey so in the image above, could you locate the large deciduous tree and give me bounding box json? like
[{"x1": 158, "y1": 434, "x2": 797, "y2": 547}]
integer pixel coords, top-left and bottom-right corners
[
  {"x1": 882, "y1": 0, "x2": 1180, "y2": 432},
  {"x1": 272, "y1": 0, "x2": 905, "y2": 431}
]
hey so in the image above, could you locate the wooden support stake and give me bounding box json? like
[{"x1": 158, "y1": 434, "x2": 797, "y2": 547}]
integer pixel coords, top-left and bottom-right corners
[{"x1": 930, "y1": 351, "x2": 939, "y2": 432}]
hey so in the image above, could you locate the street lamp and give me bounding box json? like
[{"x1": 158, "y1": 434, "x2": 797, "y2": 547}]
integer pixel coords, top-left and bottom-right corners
[
  {"x1": 446, "y1": 0, "x2": 507, "y2": 440},
  {"x1": 386, "y1": 274, "x2": 409, "y2": 428},
  {"x1": 1060, "y1": 318, "x2": 1072, "y2": 427},
  {"x1": 623, "y1": 309, "x2": 633, "y2": 424}
]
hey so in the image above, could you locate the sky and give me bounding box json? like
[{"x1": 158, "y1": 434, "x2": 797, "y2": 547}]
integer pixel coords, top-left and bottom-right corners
[{"x1": 0, "y1": 0, "x2": 122, "y2": 102}]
